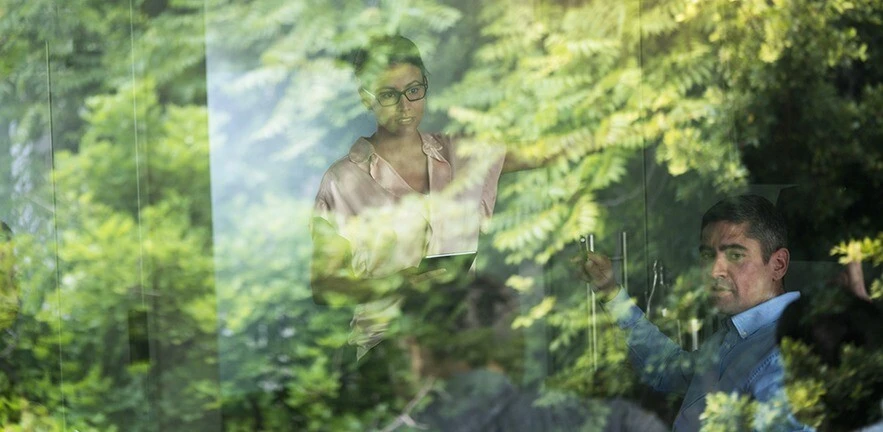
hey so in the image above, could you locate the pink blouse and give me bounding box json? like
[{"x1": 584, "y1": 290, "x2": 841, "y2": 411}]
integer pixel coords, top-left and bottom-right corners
[{"x1": 314, "y1": 132, "x2": 505, "y2": 277}]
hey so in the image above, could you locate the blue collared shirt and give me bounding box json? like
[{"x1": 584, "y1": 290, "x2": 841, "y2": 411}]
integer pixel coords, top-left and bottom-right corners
[{"x1": 605, "y1": 289, "x2": 809, "y2": 431}]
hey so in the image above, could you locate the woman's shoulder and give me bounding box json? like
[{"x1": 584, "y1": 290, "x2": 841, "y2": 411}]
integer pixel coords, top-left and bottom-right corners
[
  {"x1": 423, "y1": 132, "x2": 504, "y2": 155},
  {"x1": 420, "y1": 132, "x2": 454, "y2": 146},
  {"x1": 423, "y1": 133, "x2": 505, "y2": 169},
  {"x1": 420, "y1": 132, "x2": 456, "y2": 162},
  {"x1": 426, "y1": 132, "x2": 452, "y2": 142},
  {"x1": 314, "y1": 155, "x2": 370, "y2": 215},
  {"x1": 321, "y1": 137, "x2": 375, "y2": 180},
  {"x1": 319, "y1": 155, "x2": 368, "y2": 193}
]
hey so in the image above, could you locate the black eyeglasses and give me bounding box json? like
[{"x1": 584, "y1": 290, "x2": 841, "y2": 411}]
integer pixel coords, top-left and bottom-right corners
[{"x1": 363, "y1": 80, "x2": 428, "y2": 107}]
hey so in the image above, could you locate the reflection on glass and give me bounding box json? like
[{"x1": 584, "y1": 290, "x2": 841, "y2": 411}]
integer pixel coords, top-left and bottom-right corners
[
  {"x1": 0, "y1": 222, "x2": 17, "y2": 333},
  {"x1": 0, "y1": 0, "x2": 880, "y2": 430},
  {"x1": 310, "y1": 35, "x2": 506, "y2": 359},
  {"x1": 582, "y1": 195, "x2": 813, "y2": 430},
  {"x1": 778, "y1": 288, "x2": 883, "y2": 431}
]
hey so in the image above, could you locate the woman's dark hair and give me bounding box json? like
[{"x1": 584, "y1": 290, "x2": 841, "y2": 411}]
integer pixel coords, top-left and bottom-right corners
[{"x1": 346, "y1": 35, "x2": 428, "y2": 83}]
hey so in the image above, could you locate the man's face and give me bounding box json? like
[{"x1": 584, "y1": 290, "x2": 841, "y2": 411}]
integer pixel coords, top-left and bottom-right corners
[
  {"x1": 699, "y1": 221, "x2": 788, "y2": 315},
  {"x1": 362, "y1": 63, "x2": 425, "y2": 136}
]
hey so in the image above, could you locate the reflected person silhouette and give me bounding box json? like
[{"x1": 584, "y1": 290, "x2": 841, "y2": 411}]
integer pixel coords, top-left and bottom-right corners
[
  {"x1": 310, "y1": 35, "x2": 507, "y2": 359},
  {"x1": 580, "y1": 195, "x2": 809, "y2": 431},
  {"x1": 407, "y1": 276, "x2": 667, "y2": 432},
  {"x1": 777, "y1": 281, "x2": 883, "y2": 431}
]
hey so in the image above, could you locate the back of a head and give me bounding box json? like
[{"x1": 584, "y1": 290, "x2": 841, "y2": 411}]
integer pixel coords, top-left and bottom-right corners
[
  {"x1": 405, "y1": 275, "x2": 522, "y2": 376},
  {"x1": 701, "y1": 194, "x2": 788, "y2": 262},
  {"x1": 777, "y1": 292, "x2": 883, "y2": 430}
]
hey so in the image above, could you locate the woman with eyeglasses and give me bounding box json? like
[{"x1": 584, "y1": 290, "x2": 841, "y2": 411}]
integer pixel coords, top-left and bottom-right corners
[{"x1": 310, "y1": 35, "x2": 510, "y2": 360}]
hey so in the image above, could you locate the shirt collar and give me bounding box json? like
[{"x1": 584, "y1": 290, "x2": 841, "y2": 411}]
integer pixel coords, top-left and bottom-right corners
[
  {"x1": 730, "y1": 291, "x2": 800, "y2": 339},
  {"x1": 347, "y1": 132, "x2": 447, "y2": 164},
  {"x1": 347, "y1": 137, "x2": 374, "y2": 164},
  {"x1": 419, "y1": 132, "x2": 446, "y2": 162},
  {"x1": 346, "y1": 132, "x2": 452, "y2": 198}
]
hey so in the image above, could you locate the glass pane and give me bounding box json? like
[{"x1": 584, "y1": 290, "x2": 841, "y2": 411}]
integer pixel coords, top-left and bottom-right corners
[{"x1": 0, "y1": 0, "x2": 879, "y2": 430}]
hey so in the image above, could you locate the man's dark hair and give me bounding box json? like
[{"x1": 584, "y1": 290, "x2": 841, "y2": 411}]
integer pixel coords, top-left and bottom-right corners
[
  {"x1": 347, "y1": 35, "x2": 428, "y2": 84},
  {"x1": 701, "y1": 195, "x2": 787, "y2": 262}
]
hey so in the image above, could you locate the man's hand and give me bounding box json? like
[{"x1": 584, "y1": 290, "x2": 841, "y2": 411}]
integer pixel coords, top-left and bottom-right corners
[{"x1": 578, "y1": 252, "x2": 618, "y2": 299}]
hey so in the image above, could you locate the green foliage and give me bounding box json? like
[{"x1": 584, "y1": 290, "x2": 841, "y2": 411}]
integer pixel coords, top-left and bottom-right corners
[
  {"x1": 700, "y1": 391, "x2": 756, "y2": 432},
  {"x1": 780, "y1": 337, "x2": 883, "y2": 430},
  {"x1": 440, "y1": 0, "x2": 883, "y2": 423},
  {"x1": 0, "y1": 238, "x2": 17, "y2": 331},
  {"x1": 832, "y1": 234, "x2": 883, "y2": 266},
  {"x1": 2, "y1": 0, "x2": 882, "y2": 429},
  {"x1": 832, "y1": 233, "x2": 883, "y2": 300},
  {"x1": 700, "y1": 388, "x2": 796, "y2": 431}
]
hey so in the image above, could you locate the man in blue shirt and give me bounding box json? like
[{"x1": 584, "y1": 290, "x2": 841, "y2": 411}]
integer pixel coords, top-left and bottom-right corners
[{"x1": 582, "y1": 195, "x2": 809, "y2": 431}]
